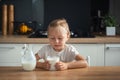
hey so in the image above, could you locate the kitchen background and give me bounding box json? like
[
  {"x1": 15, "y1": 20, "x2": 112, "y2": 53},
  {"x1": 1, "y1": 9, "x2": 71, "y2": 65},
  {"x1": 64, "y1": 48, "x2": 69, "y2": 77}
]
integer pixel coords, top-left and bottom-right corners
[
  {"x1": 0, "y1": 0, "x2": 120, "y2": 67},
  {"x1": 0, "y1": 0, "x2": 120, "y2": 36}
]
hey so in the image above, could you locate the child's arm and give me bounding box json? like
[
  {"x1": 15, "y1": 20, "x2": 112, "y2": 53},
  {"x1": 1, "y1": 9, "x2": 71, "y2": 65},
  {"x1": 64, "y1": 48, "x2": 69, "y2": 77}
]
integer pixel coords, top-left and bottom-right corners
[
  {"x1": 67, "y1": 55, "x2": 88, "y2": 68},
  {"x1": 55, "y1": 55, "x2": 88, "y2": 71},
  {"x1": 35, "y1": 53, "x2": 50, "y2": 70}
]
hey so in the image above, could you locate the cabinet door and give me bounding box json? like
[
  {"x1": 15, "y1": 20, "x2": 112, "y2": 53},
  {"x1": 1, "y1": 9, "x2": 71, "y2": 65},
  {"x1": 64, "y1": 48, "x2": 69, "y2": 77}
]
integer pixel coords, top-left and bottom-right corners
[
  {"x1": 31, "y1": 44, "x2": 47, "y2": 54},
  {"x1": 0, "y1": 44, "x2": 24, "y2": 66},
  {"x1": 105, "y1": 44, "x2": 120, "y2": 66},
  {"x1": 31, "y1": 44, "x2": 104, "y2": 66},
  {"x1": 71, "y1": 44, "x2": 104, "y2": 66}
]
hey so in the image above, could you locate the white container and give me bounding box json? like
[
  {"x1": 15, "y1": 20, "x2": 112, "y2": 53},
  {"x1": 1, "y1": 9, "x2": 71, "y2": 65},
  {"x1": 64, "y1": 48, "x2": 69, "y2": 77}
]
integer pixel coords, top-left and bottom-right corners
[
  {"x1": 22, "y1": 61, "x2": 36, "y2": 71},
  {"x1": 21, "y1": 44, "x2": 36, "y2": 71},
  {"x1": 46, "y1": 56, "x2": 59, "y2": 71},
  {"x1": 106, "y1": 27, "x2": 116, "y2": 36}
]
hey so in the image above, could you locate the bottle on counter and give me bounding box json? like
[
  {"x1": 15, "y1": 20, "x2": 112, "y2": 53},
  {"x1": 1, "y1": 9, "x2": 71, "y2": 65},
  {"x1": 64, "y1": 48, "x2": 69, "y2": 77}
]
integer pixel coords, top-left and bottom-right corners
[
  {"x1": 8, "y1": 4, "x2": 14, "y2": 35},
  {"x1": 21, "y1": 44, "x2": 36, "y2": 71},
  {"x1": 2, "y1": 4, "x2": 7, "y2": 36}
]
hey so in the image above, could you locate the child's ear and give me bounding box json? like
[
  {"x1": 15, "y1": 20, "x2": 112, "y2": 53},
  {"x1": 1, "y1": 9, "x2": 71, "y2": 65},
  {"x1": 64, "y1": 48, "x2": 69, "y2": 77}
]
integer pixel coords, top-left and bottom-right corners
[
  {"x1": 68, "y1": 33, "x2": 70, "y2": 38},
  {"x1": 67, "y1": 34, "x2": 70, "y2": 40}
]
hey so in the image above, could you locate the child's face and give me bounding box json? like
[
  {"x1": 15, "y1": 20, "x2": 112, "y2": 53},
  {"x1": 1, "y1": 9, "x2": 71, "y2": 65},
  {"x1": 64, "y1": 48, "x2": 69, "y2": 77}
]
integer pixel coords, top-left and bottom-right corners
[{"x1": 48, "y1": 26, "x2": 69, "y2": 52}]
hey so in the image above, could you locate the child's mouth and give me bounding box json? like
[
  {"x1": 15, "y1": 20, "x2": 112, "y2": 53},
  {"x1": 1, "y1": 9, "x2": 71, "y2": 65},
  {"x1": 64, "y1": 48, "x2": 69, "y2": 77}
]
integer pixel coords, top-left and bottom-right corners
[{"x1": 54, "y1": 45, "x2": 61, "y2": 47}]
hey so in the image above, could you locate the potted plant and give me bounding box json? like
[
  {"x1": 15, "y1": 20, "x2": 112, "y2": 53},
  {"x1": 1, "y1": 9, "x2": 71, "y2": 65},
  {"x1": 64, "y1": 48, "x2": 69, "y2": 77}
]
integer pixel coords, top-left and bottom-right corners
[{"x1": 103, "y1": 15, "x2": 117, "y2": 36}]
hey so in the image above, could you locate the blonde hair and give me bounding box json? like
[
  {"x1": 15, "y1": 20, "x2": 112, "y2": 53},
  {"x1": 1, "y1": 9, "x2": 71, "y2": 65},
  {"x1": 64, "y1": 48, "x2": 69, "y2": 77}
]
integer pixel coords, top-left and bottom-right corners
[{"x1": 47, "y1": 18, "x2": 70, "y2": 38}]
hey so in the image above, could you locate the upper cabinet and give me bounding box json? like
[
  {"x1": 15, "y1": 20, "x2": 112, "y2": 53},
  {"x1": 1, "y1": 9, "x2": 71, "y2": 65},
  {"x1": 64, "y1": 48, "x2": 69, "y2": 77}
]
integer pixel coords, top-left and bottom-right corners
[
  {"x1": 91, "y1": 0, "x2": 109, "y2": 17},
  {"x1": 109, "y1": 0, "x2": 120, "y2": 34},
  {"x1": 44, "y1": 0, "x2": 91, "y2": 31}
]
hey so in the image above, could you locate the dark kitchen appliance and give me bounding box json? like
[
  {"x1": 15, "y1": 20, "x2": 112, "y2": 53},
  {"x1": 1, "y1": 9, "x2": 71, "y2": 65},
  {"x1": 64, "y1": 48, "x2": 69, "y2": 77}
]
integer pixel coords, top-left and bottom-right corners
[
  {"x1": 28, "y1": 29, "x2": 95, "y2": 38},
  {"x1": 28, "y1": 29, "x2": 47, "y2": 38}
]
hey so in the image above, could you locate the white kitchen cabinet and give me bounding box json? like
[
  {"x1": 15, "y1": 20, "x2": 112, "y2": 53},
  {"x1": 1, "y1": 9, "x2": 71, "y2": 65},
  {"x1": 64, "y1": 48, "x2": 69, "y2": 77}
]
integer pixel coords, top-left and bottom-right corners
[
  {"x1": 31, "y1": 44, "x2": 47, "y2": 54},
  {"x1": 0, "y1": 44, "x2": 46, "y2": 66},
  {"x1": 105, "y1": 44, "x2": 120, "y2": 66},
  {"x1": 0, "y1": 44, "x2": 24, "y2": 66},
  {"x1": 31, "y1": 44, "x2": 104, "y2": 66},
  {"x1": 2, "y1": 43, "x2": 119, "y2": 67},
  {"x1": 71, "y1": 44, "x2": 104, "y2": 66}
]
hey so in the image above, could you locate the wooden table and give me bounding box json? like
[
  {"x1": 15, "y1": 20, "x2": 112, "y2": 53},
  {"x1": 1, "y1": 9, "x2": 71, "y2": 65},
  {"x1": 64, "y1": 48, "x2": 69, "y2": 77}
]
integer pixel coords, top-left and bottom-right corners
[{"x1": 0, "y1": 66, "x2": 120, "y2": 80}]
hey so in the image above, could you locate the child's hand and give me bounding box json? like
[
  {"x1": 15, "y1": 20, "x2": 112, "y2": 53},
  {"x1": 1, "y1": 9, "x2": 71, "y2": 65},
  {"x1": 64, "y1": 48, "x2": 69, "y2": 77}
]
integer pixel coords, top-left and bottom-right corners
[
  {"x1": 55, "y1": 61, "x2": 68, "y2": 71},
  {"x1": 42, "y1": 61, "x2": 50, "y2": 70}
]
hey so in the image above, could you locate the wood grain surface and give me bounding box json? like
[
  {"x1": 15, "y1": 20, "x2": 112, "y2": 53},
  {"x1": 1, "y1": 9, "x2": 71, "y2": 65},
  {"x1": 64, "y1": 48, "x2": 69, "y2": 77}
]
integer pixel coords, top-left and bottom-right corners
[{"x1": 0, "y1": 66, "x2": 120, "y2": 80}]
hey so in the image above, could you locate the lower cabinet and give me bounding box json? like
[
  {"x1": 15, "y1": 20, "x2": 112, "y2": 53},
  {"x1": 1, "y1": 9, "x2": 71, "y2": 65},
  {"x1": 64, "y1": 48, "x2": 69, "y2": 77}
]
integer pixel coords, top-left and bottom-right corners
[
  {"x1": 32, "y1": 44, "x2": 105, "y2": 66},
  {"x1": 0, "y1": 43, "x2": 120, "y2": 66},
  {"x1": 71, "y1": 44, "x2": 104, "y2": 66},
  {"x1": 31, "y1": 44, "x2": 47, "y2": 54},
  {"x1": 105, "y1": 44, "x2": 120, "y2": 66},
  {"x1": 0, "y1": 44, "x2": 24, "y2": 66},
  {"x1": 0, "y1": 44, "x2": 46, "y2": 66}
]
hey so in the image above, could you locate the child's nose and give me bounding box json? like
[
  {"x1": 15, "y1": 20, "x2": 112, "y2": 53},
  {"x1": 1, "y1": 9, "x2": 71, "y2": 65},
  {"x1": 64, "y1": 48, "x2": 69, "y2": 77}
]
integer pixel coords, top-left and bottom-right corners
[{"x1": 55, "y1": 39, "x2": 59, "y2": 43}]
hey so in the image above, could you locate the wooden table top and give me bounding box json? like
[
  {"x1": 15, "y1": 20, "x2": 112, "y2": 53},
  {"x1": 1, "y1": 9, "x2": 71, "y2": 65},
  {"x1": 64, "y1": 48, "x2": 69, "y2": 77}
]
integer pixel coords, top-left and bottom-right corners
[{"x1": 0, "y1": 66, "x2": 120, "y2": 80}]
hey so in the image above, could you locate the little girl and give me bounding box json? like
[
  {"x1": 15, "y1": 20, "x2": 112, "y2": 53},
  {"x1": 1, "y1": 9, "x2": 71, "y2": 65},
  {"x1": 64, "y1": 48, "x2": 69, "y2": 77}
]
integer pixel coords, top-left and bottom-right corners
[{"x1": 35, "y1": 18, "x2": 88, "y2": 71}]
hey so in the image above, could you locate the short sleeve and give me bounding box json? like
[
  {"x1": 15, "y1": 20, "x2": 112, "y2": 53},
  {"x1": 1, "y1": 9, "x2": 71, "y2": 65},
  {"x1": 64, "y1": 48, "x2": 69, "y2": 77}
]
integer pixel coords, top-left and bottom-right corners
[
  {"x1": 37, "y1": 45, "x2": 47, "y2": 59},
  {"x1": 63, "y1": 45, "x2": 79, "y2": 62},
  {"x1": 70, "y1": 45, "x2": 79, "y2": 55}
]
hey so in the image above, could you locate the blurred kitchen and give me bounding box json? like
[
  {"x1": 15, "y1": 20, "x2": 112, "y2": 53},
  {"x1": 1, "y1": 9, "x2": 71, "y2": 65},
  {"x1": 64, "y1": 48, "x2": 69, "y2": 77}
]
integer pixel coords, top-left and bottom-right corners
[
  {"x1": 0, "y1": 0, "x2": 120, "y2": 67},
  {"x1": 0, "y1": 0, "x2": 120, "y2": 37}
]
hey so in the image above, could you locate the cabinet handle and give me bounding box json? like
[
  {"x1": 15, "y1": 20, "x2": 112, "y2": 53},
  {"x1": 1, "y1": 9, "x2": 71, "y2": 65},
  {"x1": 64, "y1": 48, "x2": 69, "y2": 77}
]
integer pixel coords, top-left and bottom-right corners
[
  {"x1": 22, "y1": 44, "x2": 27, "y2": 49},
  {"x1": 106, "y1": 46, "x2": 120, "y2": 50},
  {"x1": 0, "y1": 47, "x2": 15, "y2": 49}
]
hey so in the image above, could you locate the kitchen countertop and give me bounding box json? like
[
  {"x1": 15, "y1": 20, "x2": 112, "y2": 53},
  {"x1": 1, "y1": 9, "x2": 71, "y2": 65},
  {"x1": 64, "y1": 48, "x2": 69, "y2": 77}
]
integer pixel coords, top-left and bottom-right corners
[
  {"x1": 0, "y1": 35, "x2": 120, "y2": 44},
  {"x1": 0, "y1": 66, "x2": 120, "y2": 80}
]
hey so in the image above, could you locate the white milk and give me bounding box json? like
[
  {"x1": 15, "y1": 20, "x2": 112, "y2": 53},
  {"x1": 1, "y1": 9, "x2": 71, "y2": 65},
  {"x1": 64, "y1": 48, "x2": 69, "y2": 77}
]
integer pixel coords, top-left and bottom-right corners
[
  {"x1": 47, "y1": 56, "x2": 59, "y2": 71},
  {"x1": 22, "y1": 61, "x2": 36, "y2": 71}
]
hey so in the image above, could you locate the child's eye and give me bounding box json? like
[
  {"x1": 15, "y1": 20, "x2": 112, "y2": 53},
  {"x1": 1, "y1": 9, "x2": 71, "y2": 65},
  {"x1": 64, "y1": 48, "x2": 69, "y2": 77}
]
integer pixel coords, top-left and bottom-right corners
[
  {"x1": 50, "y1": 38, "x2": 55, "y2": 40},
  {"x1": 58, "y1": 38, "x2": 63, "y2": 40}
]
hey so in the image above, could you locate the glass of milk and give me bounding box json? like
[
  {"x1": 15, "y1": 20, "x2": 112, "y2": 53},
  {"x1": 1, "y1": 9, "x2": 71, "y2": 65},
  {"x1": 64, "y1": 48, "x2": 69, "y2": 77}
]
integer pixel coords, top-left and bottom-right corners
[{"x1": 46, "y1": 56, "x2": 60, "y2": 71}]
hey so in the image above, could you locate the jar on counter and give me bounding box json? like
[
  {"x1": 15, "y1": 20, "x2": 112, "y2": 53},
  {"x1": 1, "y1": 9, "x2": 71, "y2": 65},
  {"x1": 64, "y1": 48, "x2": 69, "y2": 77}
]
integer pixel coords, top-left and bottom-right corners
[{"x1": 21, "y1": 44, "x2": 36, "y2": 71}]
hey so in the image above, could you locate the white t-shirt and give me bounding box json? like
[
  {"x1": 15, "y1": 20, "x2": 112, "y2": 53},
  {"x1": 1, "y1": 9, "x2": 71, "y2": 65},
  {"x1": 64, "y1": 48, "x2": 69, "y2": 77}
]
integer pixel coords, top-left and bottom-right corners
[{"x1": 37, "y1": 44, "x2": 79, "y2": 62}]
